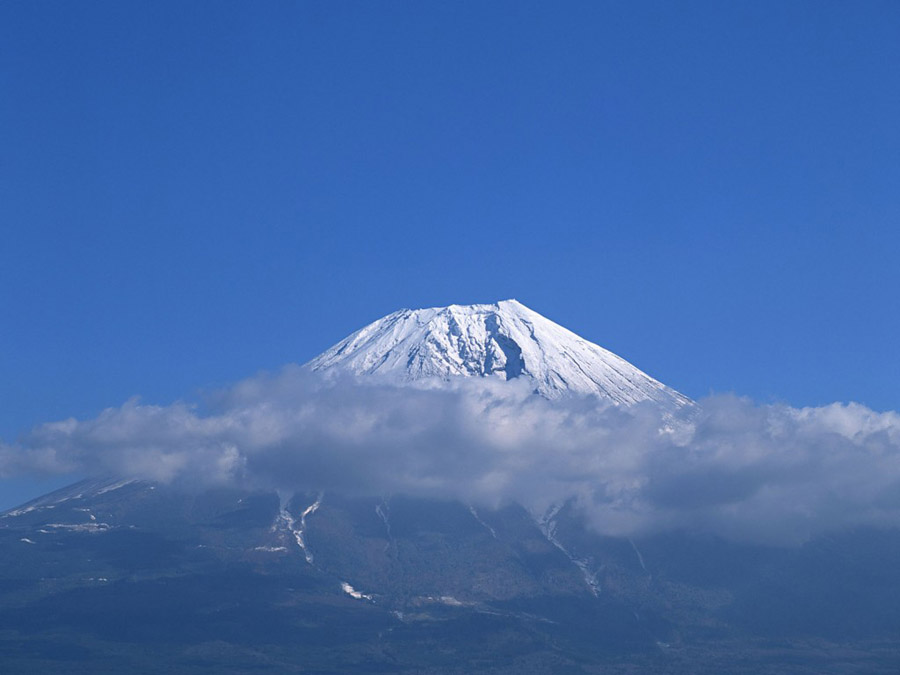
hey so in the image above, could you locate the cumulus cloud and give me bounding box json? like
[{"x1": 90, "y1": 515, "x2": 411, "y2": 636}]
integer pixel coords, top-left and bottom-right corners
[{"x1": 3, "y1": 366, "x2": 900, "y2": 545}]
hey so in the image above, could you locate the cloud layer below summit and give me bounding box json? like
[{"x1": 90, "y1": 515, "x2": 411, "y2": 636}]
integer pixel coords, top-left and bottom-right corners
[{"x1": 3, "y1": 367, "x2": 900, "y2": 545}]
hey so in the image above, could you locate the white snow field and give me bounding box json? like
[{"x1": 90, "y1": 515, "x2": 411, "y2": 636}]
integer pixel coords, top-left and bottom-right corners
[{"x1": 307, "y1": 299, "x2": 690, "y2": 409}]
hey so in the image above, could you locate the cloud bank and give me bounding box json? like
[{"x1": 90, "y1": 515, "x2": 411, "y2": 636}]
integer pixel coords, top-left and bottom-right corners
[{"x1": 3, "y1": 366, "x2": 900, "y2": 545}]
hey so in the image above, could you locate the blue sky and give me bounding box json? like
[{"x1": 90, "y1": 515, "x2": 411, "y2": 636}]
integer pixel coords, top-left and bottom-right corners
[{"x1": 2, "y1": 2, "x2": 899, "y2": 506}]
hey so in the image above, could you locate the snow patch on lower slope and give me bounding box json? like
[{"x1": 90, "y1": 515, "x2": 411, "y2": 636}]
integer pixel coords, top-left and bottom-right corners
[
  {"x1": 2, "y1": 504, "x2": 55, "y2": 518},
  {"x1": 1, "y1": 477, "x2": 141, "y2": 519},
  {"x1": 468, "y1": 505, "x2": 498, "y2": 540},
  {"x1": 375, "y1": 498, "x2": 391, "y2": 537},
  {"x1": 629, "y1": 538, "x2": 649, "y2": 574},
  {"x1": 375, "y1": 498, "x2": 394, "y2": 553},
  {"x1": 536, "y1": 505, "x2": 601, "y2": 597},
  {"x1": 341, "y1": 582, "x2": 373, "y2": 601},
  {"x1": 43, "y1": 522, "x2": 111, "y2": 533},
  {"x1": 273, "y1": 492, "x2": 322, "y2": 563}
]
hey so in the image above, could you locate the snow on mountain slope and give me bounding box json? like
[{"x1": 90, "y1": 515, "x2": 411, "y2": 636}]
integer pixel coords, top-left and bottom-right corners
[{"x1": 306, "y1": 300, "x2": 690, "y2": 408}]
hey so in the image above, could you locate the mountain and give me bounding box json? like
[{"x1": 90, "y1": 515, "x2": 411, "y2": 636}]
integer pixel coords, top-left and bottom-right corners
[
  {"x1": 3, "y1": 477, "x2": 900, "y2": 674},
  {"x1": 2, "y1": 303, "x2": 900, "y2": 673},
  {"x1": 307, "y1": 299, "x2": 691, "y2": 408}
]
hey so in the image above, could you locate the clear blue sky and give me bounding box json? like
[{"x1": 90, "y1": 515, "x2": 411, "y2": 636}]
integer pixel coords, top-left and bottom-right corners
[{"x1": 2, "y1": 2, "x2": 899, "y2": 505}]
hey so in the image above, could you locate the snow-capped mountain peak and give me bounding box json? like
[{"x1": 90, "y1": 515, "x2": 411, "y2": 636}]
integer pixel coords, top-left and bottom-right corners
[{"x1": 306, "y1": 299, "x2": 690, "y2": 408}]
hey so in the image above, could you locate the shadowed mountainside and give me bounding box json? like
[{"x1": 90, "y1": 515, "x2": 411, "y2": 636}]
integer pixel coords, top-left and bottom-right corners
[{"x1": 1, "y1": 478, "x2": 899, "y2": 673}]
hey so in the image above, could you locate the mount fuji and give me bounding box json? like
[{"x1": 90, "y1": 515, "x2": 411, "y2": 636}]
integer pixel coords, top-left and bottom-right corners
[
  {"x1": 1, "y1": 302, "x2": 899, "y2": 674},
  {"x1": 308, "y1": 299, "x2": 691, "y2": 408}
]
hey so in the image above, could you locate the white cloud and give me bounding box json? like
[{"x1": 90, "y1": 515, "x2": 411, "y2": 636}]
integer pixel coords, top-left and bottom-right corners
[{"x1": 4, "y1": 366, "x2": 900, "y2": 545}]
